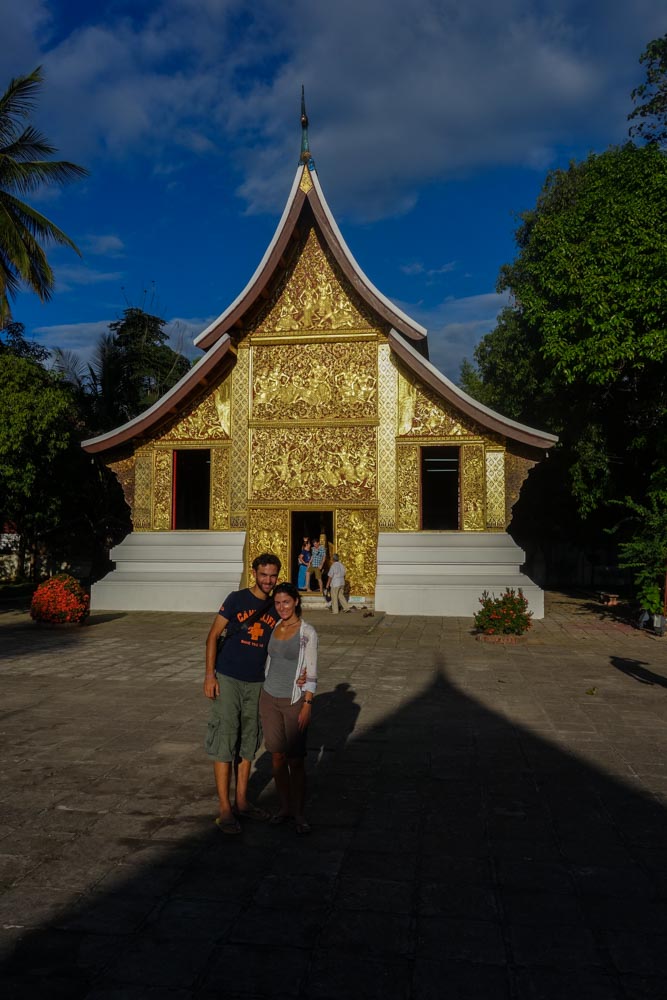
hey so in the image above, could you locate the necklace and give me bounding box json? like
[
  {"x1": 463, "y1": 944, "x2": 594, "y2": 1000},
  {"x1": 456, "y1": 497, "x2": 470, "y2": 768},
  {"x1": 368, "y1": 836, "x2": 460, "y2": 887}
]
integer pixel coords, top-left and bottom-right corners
[{"x1": 279, "y1": 618, "x2": 299, "y2": 630}]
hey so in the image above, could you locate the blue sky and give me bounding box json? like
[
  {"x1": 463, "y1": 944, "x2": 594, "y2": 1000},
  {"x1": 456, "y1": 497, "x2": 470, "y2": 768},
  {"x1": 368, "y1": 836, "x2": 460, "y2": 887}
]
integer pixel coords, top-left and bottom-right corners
[{"x1": 3, "y1": 0, "x2": 666, "y2": 379}]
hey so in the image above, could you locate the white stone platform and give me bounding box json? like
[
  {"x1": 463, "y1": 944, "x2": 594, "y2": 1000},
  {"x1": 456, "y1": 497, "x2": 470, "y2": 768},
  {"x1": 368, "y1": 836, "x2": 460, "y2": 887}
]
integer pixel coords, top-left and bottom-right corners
[
  {"x1": 90, "y1": 532, "x2": 246, "y2": 612},
  {"x1": 374, "y1": 532, "x2": 544, "y2": 618}
]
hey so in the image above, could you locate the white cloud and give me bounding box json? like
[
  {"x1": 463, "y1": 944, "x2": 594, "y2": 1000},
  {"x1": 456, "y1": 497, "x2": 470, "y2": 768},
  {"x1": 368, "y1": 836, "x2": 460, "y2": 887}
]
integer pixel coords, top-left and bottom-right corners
[
  {"x1": 399, "y1": 290, "x2": 511, "y2": 380},
  {"x1": 33, "y1": 319, "x2": 112, "y2": 364},
  {"x1": 55, "y1": 265, "x2": 124, "y2": 292},
  {"x1": 1, "y1": 0, "x2": 665, "y2": 220},
  {"x1": 81, "y1": 234, "x2": 125, "y2": 257}
]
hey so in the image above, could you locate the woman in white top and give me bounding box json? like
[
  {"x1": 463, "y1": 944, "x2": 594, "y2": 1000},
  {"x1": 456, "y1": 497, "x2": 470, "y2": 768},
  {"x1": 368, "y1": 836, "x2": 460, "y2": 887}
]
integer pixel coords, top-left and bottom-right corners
[{"x1": 259, "y1": 581, "x2": 318, "y2": 834}]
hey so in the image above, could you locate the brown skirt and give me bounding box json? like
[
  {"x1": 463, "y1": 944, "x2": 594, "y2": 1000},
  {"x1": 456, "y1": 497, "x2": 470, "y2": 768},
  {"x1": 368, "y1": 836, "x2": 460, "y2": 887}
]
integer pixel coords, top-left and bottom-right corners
[{"x1": 259, "y1": 689, "x2": 308, "y2": 757}]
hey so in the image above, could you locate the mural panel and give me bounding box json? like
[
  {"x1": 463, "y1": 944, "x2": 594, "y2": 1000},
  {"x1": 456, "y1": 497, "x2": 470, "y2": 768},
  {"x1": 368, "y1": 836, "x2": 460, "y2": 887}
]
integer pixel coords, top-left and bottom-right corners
[
  {"x1": 133, "y1": 452, "x2": 152, "y2": 531},
  {"x1": 336, "y1": 509, "x2": 378, "y2": 594},
  {"x1": 398, "y1": 370, "x2": 481, "y2": 438},
  {"x1": 155, "y1": 381, "x2": 231, "y2": 442},
  {"x1": 485, "y1": 450, "x2": 506, "y2": 530},
  {"x1": 250, "y1": 426, "x2": 377, "y2": 503},
  {"x1": 247, "y1": 508, "x2": 289, "y2": 583},
  {"x1": 461, "y1": 444, "x2": 485, "y2": 531},
  {"x1": 230, "y1": 348, "x2": 250, "y2": 528},
  {"x1": 152, "y1": 450, "x2": 173, "y2": 530},
  {"x1": 252, "y1": 342, "x2": 377, "y2": 421},
  {"x1": 397, "y1": 445, "x2": 420, "y2": 531},
  {"x1": 210, "y1": 447, "x2": 231, "y2": 530},
  {"x1": 377, "y1": 345, "x2": 397, "y2": 529}
]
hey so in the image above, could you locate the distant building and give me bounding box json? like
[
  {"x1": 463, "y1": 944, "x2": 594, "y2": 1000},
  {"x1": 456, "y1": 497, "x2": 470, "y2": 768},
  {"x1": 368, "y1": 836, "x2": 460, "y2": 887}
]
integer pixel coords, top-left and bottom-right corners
[{"x1": 83, "y1": 103, "x2": 556, "y2": 616}]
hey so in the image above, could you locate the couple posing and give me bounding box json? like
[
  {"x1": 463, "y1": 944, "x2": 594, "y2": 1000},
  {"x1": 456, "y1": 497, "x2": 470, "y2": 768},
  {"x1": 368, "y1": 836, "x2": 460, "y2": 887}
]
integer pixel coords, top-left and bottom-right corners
[{"x1": 203, "y1": 552, "x2": 317, "y2": 835}]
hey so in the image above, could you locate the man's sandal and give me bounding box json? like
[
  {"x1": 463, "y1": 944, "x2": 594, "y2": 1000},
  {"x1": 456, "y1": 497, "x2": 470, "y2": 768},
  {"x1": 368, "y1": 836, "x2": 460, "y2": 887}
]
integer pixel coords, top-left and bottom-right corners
[
  {"x1": 215, "y1": 816, "x2": 242, "y2": 835},
  {"x1": 295, "y1": 820, "x2": 311, "y2": 835}
]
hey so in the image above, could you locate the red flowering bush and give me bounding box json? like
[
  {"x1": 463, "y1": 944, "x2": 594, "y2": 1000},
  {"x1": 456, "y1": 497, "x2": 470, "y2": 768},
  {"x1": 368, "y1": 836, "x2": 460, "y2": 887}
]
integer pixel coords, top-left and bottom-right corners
[
  {"x1": 473, "y1": 587, "x2": 532, "y2": 636},
  {"x1": 30, "y1": 573, "x2": 89, "y2": 624}
]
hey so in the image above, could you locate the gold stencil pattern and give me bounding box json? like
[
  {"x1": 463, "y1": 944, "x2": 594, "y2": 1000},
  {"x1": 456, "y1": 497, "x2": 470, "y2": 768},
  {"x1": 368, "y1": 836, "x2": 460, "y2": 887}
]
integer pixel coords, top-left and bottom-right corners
[
  {"x1": 299, "y1": 166, "x2": 313, "y2": 193},
  {"x1": 250, "y1": 426, "x2": 377, "y2": 503},
  {"x1": 485, "y1": 451, "x2": 506, "y2": 530},
  {"x1": 252, "y1": 342, "x2": 377, "y2": 421},
  {"x1": 377, "y1": 344, "x2": 397, "y2": 528},
  {"x1": 336, "y1": 509, "x2": 378, "y2": 594},
  {"x1": 155, "y1": 381, "x2": 231, "y2": 442},
  {"x1": 247, "y1": 508, "x2": 289, "y2": 583},
  {"x1": 397, "y1": 445, "x2": 420, "y2": 530},
  {"x1": 461, "y1": 444, "x2": 485, "y2": 531},
  {"x1": 506, "y1": 452, "x2": 536, "y2": 526},
  {"x1": 230, "y1": 349, "x2": 250, "y2": 526},
  {"x1": 398, "y1": 370, "x2": 480, "y2": 438},
  {"x1": 252, "y1": 226, "x2": 376, "y2": 334},
  {"x1": 133, "y1": 452, "x2": 152, "y2": 530},
  {"x1": 152, "y1": 451, "x2": 173, "y2": 530},
  {"x1": 108, "y1": 457, "x2": 135, "y2": 517},
  {"x1": 210, "y1": 447, "x2": 230, "y2": 530}
]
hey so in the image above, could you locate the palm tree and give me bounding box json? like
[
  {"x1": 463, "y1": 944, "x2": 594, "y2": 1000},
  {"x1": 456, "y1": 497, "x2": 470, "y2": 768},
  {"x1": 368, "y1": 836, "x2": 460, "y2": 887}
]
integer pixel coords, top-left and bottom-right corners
[{"x1": 0, "y1": 67, "x2": 88, "y2": 322}]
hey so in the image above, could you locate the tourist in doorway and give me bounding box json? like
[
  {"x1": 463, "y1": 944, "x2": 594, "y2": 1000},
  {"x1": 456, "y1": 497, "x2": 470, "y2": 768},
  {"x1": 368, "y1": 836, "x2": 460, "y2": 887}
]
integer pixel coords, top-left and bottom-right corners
[
  {"x1": 297, "y1": 538, "x2": 311, "y2": 592},
  {"x1": 327, "y1": 553, "x2": 352, "y2": 614},
  {"x1": 203, "y1": 553, "x2": 281, "y2": 835},
  {"x1": 260, "y1": 582, "x2": 318, "y2": 834},
  {"x1": 309, "y1": 538, "x2": 326, "y2": 595}
]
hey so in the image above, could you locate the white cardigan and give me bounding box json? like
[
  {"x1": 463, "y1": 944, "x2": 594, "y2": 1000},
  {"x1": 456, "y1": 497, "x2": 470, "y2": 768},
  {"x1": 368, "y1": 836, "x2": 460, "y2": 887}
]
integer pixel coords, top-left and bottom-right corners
[{"x1": 264, "y1": 619, "x2": 318, "y2": 705}]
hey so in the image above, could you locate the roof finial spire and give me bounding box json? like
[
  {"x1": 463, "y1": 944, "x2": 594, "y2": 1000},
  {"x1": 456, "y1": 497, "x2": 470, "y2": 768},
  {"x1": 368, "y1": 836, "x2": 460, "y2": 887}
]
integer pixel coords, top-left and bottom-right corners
[{"x1": 299, "y1": 85, "x2": 314, "y2": 168}]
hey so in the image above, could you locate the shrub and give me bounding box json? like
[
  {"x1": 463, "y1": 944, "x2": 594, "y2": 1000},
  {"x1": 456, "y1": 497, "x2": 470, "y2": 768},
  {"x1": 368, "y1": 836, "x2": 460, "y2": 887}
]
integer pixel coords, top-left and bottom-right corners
[
  {"x1": 30, "y1": 573, "x2": 89, "y2": 624},
  {"x1": 474, "y1": 587, "x2": 532, "y2": 636}
]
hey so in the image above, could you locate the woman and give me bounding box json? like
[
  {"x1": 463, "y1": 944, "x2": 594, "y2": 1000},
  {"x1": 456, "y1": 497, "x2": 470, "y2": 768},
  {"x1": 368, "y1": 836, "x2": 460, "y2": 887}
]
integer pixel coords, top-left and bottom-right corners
[
  {"x1": 259, "y1": 581, "x2": 317, "y2": 834},
  {"x1": 297, "y1": 538, "x2": 311, "y2": 592}
]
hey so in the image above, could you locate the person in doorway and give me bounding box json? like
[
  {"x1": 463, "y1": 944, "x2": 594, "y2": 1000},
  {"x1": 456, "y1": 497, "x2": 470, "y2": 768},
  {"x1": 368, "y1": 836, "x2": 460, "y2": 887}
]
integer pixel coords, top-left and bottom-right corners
[
  {"x1": 309, "y1": 538, "x2": 326, "y2": 595},
  {"x1": 326, "y1": 553, "x2": 352, "y2": 614},
  {"x1": 203, "y1": 553, "x2": 281, "y2": 834},
  {"x1": 259, "y1": 581, "x2": 317, "y2": 834},
  {"x1": 297, "y1": 538, "x2": 311, "y2": 592}
]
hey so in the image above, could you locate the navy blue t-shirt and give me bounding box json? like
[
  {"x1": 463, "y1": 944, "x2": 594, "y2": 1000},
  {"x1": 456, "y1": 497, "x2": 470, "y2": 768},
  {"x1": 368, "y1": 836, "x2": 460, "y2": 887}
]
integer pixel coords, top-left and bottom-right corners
[{"x1": 216, "y1": 589, "x2": 278, "y2": 683}]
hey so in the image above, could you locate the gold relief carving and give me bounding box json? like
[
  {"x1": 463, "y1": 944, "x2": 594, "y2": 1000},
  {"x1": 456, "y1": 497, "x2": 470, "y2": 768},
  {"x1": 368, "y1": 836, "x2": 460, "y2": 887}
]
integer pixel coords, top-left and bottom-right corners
[
  {"x1": 485, "y1": 451, "x2": 506, "y2": 530},
  {"x1": 156, "y1": 379, "x2": 231, "y2": 442},
  {"x1": 506, "y1": 452, "x2": 536, "y2": 527},
  {"x1": 210, "y1": 448, "x2": 230, "y2": 530},
  {"x1": 133, "y1": 452, "x2": 152, "y2": 531},
  {"x1": 252, "y1": 226, "x2": 376, "y2": 335},
  {"x1": 230, "y1": 350, "x2": 250, "y2": 525},
  {"x1": 250, "y1": 426, "x2": 377, "y2": 503},
  {"x1": 152, "y1": 451, "x2": 173, "y2": 530},
  {"x1": 461, "y1": 444, "x2": 485, "y2": 531},
  {"x1": 247, "y1": 509, "x2": 289, "y2": 582},
  {"x1": 299, "y1": 166, "x2": 313, "y2": 193},
  {"x1": 336, "y1": 509, "x2": 378, "y2": 594},
  {"x1": 252, "y1": 342, "x2": 377, "y2": 421},
  {"x1": 397, "y1": 370, "x2": 480, "y2": 438},
  {"x1": 108, "y1": 457, "x2": 135, "y2": 518},
  {"x1": 377, "y1": 344, "x2": 397, "y2": 528},
  {"x1": 396, "y1": 445, "x2": 420, "y2": 531}
]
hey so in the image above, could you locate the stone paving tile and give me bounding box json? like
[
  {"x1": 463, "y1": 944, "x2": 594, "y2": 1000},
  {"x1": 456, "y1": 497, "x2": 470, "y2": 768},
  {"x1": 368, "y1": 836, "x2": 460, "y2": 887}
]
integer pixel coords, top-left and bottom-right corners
[{"x1": 2, "y1": 592, "x2": 667, "y2": 997}]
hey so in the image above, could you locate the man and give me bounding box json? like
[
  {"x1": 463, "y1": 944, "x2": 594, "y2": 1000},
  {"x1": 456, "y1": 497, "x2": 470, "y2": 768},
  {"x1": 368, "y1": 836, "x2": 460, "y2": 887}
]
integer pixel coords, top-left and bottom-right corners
[
  {"x1": 309, "y1": 538, "x2": 326, "y2": 596},
  {"x1": 326, "y1": 553, "x2": 352, "y2": 614},
  {"x1": 203, "y1": 553, "x2": 280, "y2": 834}
]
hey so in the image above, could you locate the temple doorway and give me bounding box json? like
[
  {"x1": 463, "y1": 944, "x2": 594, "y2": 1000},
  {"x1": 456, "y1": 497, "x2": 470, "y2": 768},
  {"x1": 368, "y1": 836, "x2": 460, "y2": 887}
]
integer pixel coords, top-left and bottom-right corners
[
  {"x1": 172, "y1": 449, "x2": 210, "y2": 529},
  {"x1": 290, "y1": 511, "x2": 334, "y2": 588},
  {"x1": 421, "y1": 446, "x2": 460, "y2": 530}
]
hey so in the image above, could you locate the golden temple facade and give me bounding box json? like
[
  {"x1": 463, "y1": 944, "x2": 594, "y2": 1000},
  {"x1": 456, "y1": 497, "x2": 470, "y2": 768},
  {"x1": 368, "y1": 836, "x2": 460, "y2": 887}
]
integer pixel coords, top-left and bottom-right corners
[{"x1": 84, "y1": 151, "x2": 556, "y2": 614}]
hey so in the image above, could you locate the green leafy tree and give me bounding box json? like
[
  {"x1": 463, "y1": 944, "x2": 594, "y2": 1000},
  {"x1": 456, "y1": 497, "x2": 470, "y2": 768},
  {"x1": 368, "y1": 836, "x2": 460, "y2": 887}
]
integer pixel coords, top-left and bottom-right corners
[
  {"x1": 0, "y1": 319, "x2": 49, "y2": 362},
  {"x1": 629, "y1": 33, "x2": 667, "y2": 146},
  {"x1": 616, "y1": 490, "x2": 667, "y2": 615},
  {"x1": 0, "y1": 354, "x2": 75, "y2": 577},
  {"x1": 0, "y1": 67, "x2": 88, "y2": 322}
]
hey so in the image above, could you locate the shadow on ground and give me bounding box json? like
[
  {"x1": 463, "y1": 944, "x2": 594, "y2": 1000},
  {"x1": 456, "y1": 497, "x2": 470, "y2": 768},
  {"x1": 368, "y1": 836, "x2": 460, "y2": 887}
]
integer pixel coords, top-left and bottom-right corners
[{"x1": 2, "y1": 656, "x2": 667, "y2": 998}]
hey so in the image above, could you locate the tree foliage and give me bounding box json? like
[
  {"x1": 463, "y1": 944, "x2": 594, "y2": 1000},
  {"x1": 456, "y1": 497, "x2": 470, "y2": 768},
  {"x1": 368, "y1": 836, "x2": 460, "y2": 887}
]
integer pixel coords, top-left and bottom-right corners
[
  {"x1": 460, "y1": 140, "x2": 667, "y2": 588},
  {"x1": 0, "y1": 67, "x2": 88, "y2": 322},
  {"x1": 629, "y1": 33, "x2": 667, "y2": 146}
]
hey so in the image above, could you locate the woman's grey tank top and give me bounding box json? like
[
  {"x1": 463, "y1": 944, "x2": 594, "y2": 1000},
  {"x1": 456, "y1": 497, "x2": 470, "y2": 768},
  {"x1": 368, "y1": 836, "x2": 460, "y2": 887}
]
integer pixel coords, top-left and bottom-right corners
[{"x1": 264, "y1": 628, "x2": 300, "y2": 698}]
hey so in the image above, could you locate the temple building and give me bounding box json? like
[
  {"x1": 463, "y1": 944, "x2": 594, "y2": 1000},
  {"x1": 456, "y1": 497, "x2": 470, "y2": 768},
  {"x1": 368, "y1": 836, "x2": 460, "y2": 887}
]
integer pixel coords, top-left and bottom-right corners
[{"x1": 83, "y1": 101, "x2": 557, "y2": 617}]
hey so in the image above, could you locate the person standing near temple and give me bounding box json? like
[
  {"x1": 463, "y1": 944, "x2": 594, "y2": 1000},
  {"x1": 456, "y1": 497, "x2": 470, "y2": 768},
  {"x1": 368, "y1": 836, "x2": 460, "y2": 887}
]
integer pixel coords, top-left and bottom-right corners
[
  {"x1": 309, "y1": 538, "x2": 326, "y2": 596},
  {"x1": 327, "y1": 554, "x2": 352, "y2": 614}
]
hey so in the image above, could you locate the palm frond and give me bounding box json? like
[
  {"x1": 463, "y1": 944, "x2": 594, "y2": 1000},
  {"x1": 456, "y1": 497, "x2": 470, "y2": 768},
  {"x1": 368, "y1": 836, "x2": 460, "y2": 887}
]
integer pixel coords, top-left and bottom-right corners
[
  {"x1": 52, "y1": 347, "x2": 89, "y2": 388},
  {"x1": 0, "y1": 192, "x2": 82, "y2": 252},
  {"x1": 0, "y1": 156, "x2": 89, "y2": 194},
  {"x1": 0, "y1": 125, "x2": 58, "y2": 160},
  {"x1": 0, "y1": 68, "x2": 43, "y2": 145}
]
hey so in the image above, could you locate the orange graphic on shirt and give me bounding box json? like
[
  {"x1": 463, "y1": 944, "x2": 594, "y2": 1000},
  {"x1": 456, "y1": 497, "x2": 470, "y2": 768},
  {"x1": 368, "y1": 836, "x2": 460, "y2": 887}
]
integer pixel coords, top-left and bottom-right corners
[{"x1": 247, "y1": 622, "x2": 265, "y2": 642}]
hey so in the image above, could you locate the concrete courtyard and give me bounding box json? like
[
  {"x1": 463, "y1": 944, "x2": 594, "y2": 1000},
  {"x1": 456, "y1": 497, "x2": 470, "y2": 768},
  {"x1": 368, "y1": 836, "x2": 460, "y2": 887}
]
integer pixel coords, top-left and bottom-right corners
[{"x1": 1, "y1": 593, "x2": 667, "y2": 999}]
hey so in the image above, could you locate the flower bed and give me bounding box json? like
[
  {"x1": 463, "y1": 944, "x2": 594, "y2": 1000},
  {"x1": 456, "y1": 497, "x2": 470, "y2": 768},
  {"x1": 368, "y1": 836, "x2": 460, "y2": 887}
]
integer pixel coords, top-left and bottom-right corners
[
  {"x1": 473, "y1": 587, "x2": 532, "y2": 637},
  {"x1": 30, "y1": 574, "x2": 89, "y2": 624}
]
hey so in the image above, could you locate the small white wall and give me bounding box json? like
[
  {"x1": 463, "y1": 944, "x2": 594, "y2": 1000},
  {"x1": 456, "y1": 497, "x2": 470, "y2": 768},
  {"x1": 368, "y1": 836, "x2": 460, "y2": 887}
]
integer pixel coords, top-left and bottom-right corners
[
  {"x1": 374, "y1": 532, "x2": 544, "y2": 618},
  {"x1": 90, "y1": 532, "x2": 246, "y2": 612}
]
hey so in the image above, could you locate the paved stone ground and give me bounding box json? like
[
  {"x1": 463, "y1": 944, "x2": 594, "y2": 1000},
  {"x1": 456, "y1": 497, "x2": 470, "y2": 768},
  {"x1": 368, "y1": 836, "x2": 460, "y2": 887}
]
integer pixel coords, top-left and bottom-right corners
[{"x1": 1, "y1": 593, "x2": 667, "y2": 999}]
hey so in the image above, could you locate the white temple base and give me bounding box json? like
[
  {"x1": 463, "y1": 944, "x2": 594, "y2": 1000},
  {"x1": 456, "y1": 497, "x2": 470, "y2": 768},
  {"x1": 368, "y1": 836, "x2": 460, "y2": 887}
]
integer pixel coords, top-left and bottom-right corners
[
  {"x1": 374, "y1": 532, "x2": 544, "y2": 618},
  {"x1": 90, "y1": 532, "x2": 246, "y2": 612}
]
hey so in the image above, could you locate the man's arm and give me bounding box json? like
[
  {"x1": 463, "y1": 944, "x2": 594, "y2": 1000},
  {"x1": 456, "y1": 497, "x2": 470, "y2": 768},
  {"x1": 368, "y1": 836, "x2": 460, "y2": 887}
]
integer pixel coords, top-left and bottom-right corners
[{"x1": 203, "y1": 614, "x2": 228, "y2": 699}]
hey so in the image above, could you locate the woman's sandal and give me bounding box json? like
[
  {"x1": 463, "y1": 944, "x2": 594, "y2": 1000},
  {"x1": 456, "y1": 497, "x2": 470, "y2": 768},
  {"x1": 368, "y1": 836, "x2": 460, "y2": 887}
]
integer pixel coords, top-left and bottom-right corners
[
  {"x1": 294, "y1": 820, "x2": 311, "y2": 835},
  {"x1": 215, "y1": 816, "x2": 242, "y2": 835}
]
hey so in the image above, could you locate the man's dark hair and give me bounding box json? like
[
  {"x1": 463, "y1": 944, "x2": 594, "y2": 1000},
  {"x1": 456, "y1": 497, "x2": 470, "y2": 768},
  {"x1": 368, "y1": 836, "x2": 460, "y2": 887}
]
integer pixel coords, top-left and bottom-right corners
[{"x1": 252, "y1": 552, "x2": 282, "y2": 572}]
